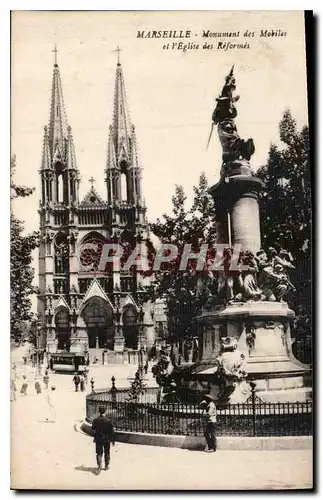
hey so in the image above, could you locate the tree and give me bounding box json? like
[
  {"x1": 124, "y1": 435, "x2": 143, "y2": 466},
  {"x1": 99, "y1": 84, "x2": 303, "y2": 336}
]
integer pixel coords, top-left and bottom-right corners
[
  {"x1": 150, "y1": 173, "x2": 217, "y2": 346},
  {"x1": 257, "y1": 110, "x2": 311, "y2": 339},
  {"x1": 11, "y1": 156, "x2": 39, "y2": 343}
]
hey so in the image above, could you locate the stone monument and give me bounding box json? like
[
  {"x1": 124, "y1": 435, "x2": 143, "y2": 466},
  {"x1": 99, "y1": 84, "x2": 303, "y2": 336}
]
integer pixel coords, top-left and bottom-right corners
[{"x1": 194, "y1": 67, "x2": 311, "y2": 403}]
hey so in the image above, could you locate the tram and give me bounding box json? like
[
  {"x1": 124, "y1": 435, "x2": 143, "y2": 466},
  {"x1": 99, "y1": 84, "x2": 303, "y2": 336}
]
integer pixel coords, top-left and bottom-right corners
[{"x1": 49, "y1": 352, "x2": 87, "y2": 373}]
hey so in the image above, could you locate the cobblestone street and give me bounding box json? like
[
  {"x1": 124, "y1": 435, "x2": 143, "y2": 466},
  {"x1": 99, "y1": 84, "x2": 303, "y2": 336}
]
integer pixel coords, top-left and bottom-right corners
[{"x1": 10, "y1": 358, "x2": 312, "y2": 490}]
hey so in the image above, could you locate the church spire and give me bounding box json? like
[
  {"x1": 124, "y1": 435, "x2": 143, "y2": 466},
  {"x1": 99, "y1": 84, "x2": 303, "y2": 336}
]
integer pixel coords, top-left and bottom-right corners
[
  {"x1": 109, "y1": 50, "x2": 132, "y2": 163},
  {"x1": 105, "y1": 52, "x2": 142, "y2": 206},
  {"x1": 48, "y1": 45, "x2": 69, "y2": 165},
  {"x1": 40, "y1": 45, "x2": 78, "y2": 174}
]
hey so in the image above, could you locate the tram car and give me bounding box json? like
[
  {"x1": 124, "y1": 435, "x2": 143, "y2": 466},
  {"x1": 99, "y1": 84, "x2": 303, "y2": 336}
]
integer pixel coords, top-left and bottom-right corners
[{"x1": 49, "y1": 352, "x2": 86, "y2": 373}]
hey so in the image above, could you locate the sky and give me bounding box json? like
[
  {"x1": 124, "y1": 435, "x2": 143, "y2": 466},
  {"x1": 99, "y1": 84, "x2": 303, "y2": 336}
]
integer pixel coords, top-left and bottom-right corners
[{"x1": 11, "y1": 10, "x2": 308, "y2": 300}]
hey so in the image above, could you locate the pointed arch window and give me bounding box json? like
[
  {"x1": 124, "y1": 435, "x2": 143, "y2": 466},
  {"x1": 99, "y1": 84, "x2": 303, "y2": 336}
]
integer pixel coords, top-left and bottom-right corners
[
  {"x1": 123, "y1": 306, "x2": 139, "y2": 349},
  {"x1": 121, "y1": 172, "x2": 127, "y2": 201},
  {"x1": 123, "y1": 306, "x2": 137, "y2": 326},
  {"x1": 57, "y1": 174, "x2": 64, "y2": 203},
  {"x1": 55, "y1": 307, "x2": 71, "y2": 351}
]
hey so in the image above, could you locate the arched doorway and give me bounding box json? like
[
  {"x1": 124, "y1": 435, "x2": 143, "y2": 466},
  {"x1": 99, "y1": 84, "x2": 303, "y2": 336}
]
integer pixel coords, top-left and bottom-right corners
[
  {"x1": 55, "y1": 307, "x2": 71, "y2": 351},
  {"x1": 81, "y1": 297, "x2": 114, "y2": 350},
  {"x1": 123, "y1": 306, "x2": 138, "y2": 350}
]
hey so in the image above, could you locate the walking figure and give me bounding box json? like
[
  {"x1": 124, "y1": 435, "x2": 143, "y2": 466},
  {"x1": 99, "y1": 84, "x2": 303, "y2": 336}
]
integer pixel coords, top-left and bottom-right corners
[
  {"x1": 90, "y1": 377, "x2": 95, "y2": 392},
  {"x1": 34, "y1": 379, "x2": 42, "y2": 395},
  {"x1": 144, "y1": 360, "x2": 149, "y2": 375},
  {"x1": 43, "y1": 370, "x2": 50, "y2": 390},
  {"x1": 200, "y1": 394, "x2": 217, "y2": 452},
  {"x1": 46, "y1": 386, "x2": 56, "y2": 423},
  {"x1": 80, "y1": 374, "x2": 85, "y2": 392},
  {"x1": 73, "y1": 372, "x2": 80, "y2": 392},
  {"x1": 10, "y1": 379, "x2": 17, "y2": 402},
  {"x1": 84, "y1": 366, "x2": 89, "y2": 385},
  {"x1": 20, "y1": 376, "x2": 28, "y2": 396},
  {"x1": 92, "y1": 405, "x2": 115, "y2": 475}
]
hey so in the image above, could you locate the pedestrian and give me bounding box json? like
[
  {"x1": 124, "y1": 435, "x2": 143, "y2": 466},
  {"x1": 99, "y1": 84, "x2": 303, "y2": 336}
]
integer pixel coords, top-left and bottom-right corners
[
  {"x1": 43, "y1": 370, "x2": 50, "y2": 390},
  {"x1": 73, "y1": 372, "x2": 80, "y2": 392},
  {"x1": 144, "y1": 360, "x2": 148, "y2": 375},
  {"x1": 22, "y1": 356, "x2": 27, "y2": 365},
  {"x1": 84, "y1": 366, "x2": 89, "y2": 385},
  {"x1": 10, "y1": 379, "x2": 17, "y2": 402},
  {"x1": 34, "y1": 379, "x2": 42, "y2": 395},
  {"x1": 91, "y1": 405, "x2": 115, "y2": 474},
  {"x1": 80, "y1": 373, "x2": 85, "y2": 392},
  {"x1": 46, "y1": 386, "x2": 56, "y2": 423},
  {"x1": 90, "y1": 377, "x2": 95, "y2": 392},
  {"x1": 201, "y1": 394, "x2": 217, "y2": 452},
  {"x1": 20, "y1": 375, "x2": 28, "y2": 396}
]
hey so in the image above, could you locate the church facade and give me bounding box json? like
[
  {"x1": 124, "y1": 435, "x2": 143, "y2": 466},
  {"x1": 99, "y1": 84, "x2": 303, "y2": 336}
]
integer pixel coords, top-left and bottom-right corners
[{"x1": 37, "y1": 51, "x2": 157, "y2": 355}]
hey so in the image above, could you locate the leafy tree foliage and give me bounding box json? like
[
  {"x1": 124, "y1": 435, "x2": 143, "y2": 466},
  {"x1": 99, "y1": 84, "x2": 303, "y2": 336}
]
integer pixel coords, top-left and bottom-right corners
[
  {"x1": 150, "y1": 173, "x2": 217, "y2": 344},
  {"x1": 257, "y1": 110, "x2": 311, "y2": 339},
  {"x1": 11, "y1": 156, "x2": 39, "y2": 342}
]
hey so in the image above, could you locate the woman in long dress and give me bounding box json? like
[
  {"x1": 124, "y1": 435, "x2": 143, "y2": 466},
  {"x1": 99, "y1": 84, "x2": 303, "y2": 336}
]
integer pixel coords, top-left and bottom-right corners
[
  {"x1": 20, "y1": 376, "x2": 28, "y2": 396},
  {"x1": 46, "y1": 386, "x2": 56, "y2": 423},
  {"x1": 80, "y1": 374, "x2": 85, "y2": 392},
  {"x1": 35, "y1": 380, "x2": 42, "y2": 395},
  {"x1": 43, "y1": 370, "x2": 50, "y2": 390}
]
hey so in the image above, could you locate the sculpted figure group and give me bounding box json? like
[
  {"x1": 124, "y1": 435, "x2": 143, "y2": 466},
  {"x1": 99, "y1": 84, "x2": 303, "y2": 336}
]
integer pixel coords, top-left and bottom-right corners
[{"x1": 202, "y1": 246, "x2": 296, "y2": 308}]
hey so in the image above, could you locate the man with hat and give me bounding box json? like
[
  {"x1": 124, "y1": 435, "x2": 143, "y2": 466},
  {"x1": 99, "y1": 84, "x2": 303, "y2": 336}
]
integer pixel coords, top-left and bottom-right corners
[
  {"x1": 91, "y1": 406, "x2": 115, "y2": 474},
  {"x1": 200, "y1": 394, "x2": 217, "y2": 452}
]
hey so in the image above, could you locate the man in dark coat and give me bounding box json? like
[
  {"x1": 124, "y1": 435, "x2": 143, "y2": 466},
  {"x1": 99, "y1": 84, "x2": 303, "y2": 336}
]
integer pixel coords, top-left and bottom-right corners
[
  {"x1": 92, "y1": 406, "x2": 115, "y2": 474},
  {"x1": 73, "y1": 372, "x2": 80, "y2": 392}
]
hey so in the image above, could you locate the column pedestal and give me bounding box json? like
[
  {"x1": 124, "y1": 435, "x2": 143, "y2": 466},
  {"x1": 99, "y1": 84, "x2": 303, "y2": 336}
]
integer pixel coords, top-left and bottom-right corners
[
  {"x1": 209, "y1": 173, "x2": 263, "y2": 254},
  {"x1": 196, "y1": 302, "x2": 311, "y2": 403}
]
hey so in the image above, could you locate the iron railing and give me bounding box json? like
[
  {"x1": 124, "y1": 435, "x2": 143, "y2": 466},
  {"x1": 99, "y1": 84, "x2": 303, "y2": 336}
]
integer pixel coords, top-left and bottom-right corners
[{"x1": 85, "y1": 388, "x2": 312, "y2": 437}]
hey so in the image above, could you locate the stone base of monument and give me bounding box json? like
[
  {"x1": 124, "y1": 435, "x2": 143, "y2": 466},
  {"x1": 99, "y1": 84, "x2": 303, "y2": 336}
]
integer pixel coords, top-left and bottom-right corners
[{"x1": 196, "y1": 301, "x2": 311, "y2": 404}]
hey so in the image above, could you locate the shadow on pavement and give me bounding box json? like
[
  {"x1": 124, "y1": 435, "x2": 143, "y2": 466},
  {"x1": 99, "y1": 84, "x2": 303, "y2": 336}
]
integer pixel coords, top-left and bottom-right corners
[{"x1": 75, "y1": 465, "x2": 98, "y2": 475}]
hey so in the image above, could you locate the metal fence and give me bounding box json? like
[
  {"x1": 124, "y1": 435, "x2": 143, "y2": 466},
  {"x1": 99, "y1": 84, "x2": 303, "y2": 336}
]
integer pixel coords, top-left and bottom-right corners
[{"x1": 86, "y1": 390, "x2": 312, "y2": 437}]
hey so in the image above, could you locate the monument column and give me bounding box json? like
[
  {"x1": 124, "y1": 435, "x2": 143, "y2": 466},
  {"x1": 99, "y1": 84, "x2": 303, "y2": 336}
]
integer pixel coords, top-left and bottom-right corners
[{"x1": 196, "y1": 66, "x2": 311, "y2": 403}]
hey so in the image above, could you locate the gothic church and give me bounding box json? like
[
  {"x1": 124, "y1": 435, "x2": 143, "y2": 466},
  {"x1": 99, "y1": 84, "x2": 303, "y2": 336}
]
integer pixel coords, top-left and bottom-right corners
[{"x1": 37, "y1": 49, "x2": 156, "y2": 357}]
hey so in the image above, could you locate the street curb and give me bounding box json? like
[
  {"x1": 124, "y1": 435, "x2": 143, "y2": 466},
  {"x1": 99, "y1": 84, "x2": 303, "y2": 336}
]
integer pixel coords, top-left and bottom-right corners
[{"x1": 79, "y1": 421, "x2": 312, "y2": 451}]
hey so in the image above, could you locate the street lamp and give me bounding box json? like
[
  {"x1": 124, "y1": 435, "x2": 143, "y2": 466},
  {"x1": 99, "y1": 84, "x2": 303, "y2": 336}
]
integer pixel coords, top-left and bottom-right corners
[
  {"x1": 137, "y1": 307, "x2": 146, "y2": 376},
  {"x1": 35, "y1": 314, "x2": 42, "y2": 375}
]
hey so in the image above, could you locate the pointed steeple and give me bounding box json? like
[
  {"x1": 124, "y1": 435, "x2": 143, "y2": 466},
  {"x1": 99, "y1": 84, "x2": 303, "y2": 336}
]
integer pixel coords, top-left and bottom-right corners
[
  {"x1": 105, "y1": 51, "x2": 143, "y2": 206},
  {"x1": 107, "y1": 52, "x2": 135, "y2": 167},
  {"x1": 48, "y1": 46, "x2": 69, "y2": 161},
  {"x1": 41, "y1": 45, "x2": 78, "y2": 173}
]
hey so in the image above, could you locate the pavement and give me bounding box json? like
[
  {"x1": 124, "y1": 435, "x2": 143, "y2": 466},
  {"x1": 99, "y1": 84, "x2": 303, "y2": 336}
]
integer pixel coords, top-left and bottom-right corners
[{"x1": 10, "y1": 356, "x2": 313, "y2": 490}]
